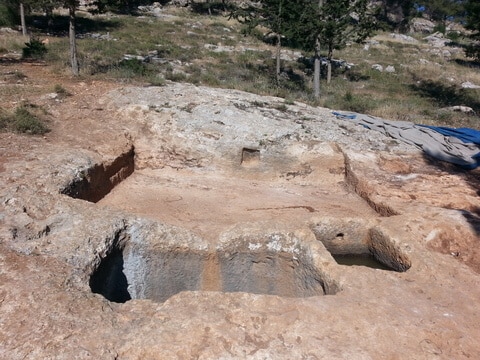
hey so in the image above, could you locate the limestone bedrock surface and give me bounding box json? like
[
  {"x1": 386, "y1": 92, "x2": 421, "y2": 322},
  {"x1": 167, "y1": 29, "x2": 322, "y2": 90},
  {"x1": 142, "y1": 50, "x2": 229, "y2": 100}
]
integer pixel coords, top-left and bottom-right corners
[{"x1": 0, "y1": 82, "x2": 479, "y2": 359}]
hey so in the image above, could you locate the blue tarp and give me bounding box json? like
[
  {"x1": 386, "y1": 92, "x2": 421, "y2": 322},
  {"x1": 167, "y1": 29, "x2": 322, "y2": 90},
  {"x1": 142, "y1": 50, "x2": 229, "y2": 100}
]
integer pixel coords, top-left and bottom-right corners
[
  {"x1": 333, "y1": 112, "x2": 480, "y2": 169},
  {"x1": 418, "y1": 125, "x2": 480, "y2": 146}
]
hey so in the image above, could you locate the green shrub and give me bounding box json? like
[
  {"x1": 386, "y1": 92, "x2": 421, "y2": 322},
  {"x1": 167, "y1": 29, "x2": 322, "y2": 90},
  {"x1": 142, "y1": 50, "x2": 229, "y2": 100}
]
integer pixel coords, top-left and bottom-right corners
[
  {"x1": 0, "y1": 108, "x2": 10, "y2": 130},
  {"x1": 22, "y1": 38, "x2": 48, "y2": 60},
  {"x1": 344, "y1": 91, "x2": 354, "y2": 102},
  {"x1": 53, "y1": 84, "x2": 71, "y2": 97},
  {"x1": 118, "y1": 58, "x2": 147, "y2": 76},
  {"x1": 146, "y1": 74, "x2": 165, "y2": 86},
  {"x1": 340, "y1": 91, "x2": 375, "y2": 113},
  {"x1": 466, "y1": 43, "x2": 480, "y2": 61},
  {"x1": 433, "y1": 23, "x2": 446, "y2": 34},
  {"x1": 446, "y1": 31, "x2": 460, "y2": 41},
  {"x1": 11, "y1": 106, "x2": 50, "y2": 135},
  {"x1": 0, "y1": 105, "x2": 49, "y2": 134}
]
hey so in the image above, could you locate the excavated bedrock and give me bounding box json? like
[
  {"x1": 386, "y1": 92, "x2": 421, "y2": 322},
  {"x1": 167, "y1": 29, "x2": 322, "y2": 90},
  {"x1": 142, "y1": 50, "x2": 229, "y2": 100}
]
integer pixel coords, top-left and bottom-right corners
[
  {"x1": 74, "y1": 144, "x2": 412, "y2": 304},
  {"x1": 89, "y1": 230, "x2": 339, "y2": 304},
  {"x1": 1, "y1": 83, "x2": 479, "y2": 359},
  {"x1": 61, "y1": 146, "x2": 135, "y2": 203}
]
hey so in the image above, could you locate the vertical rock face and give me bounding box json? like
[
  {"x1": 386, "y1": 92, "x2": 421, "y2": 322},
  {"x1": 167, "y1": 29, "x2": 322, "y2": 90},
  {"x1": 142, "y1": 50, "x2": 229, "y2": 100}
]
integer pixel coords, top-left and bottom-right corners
[
  {"x1": 61, "y1": 145, "x2": 135, "y2": 203},
  {"x1": 1, "y1": 82, "x2": 479, "y2": 359}
]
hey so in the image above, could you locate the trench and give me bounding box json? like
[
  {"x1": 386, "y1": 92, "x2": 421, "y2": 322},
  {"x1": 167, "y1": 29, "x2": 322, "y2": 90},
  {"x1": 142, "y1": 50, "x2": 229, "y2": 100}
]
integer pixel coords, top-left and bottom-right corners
[
  {"x1": 90, "y1": 219, "x2": 412, "y2": 305},
  {"x1": 90, "y1": 234, "x2": 334, "y2": 304},
  {"x1": 61, "y1": 146, "x2": 135, "y2": 203},
  {"x1": 342, "y1": 151, "x2": 399, "y2": 217}
]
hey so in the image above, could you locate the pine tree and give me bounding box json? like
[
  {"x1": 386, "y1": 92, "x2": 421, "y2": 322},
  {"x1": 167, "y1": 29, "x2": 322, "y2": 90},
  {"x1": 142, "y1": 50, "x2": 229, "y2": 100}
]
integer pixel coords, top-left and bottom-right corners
[
  {"x1": 465, "y1": 0, "x2": 480, "y2": 60},
  {"x1": 376, "y1": 0, "x2": 414, "y2": 32},
  {"x1": 293, "y1": 0, "x2": 377, "y2": 97},
  {"x1": 230, "y1": 0, "x2": 302, "y2": 83},
  {"x1": 0, "y1": 0, "x2": 19, "y2": 27},
  {"x1": 424, "y1": 0, "x2": 464, "y2": 23}
]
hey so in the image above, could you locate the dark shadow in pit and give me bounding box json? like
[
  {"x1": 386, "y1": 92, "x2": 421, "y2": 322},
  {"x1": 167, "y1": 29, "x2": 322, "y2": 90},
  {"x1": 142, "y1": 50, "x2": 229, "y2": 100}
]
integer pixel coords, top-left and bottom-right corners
[
  {"x1": 241, "y1": 147, "x2": 260, "y2": 166},
  {"x1": 332, "y1": 254, "x2": 392, "y2": 270},
  {"x1": 62, "y1": 146, "x2": 135, "y2": 203},
  {"x1": 90, "y1": 242, "x2": 333, "y2": 304},
  {"x1": 89, "y1": 247, "x2": 131, "y2": 303},
  {"x1": 461, "y1": 207, "x2": 480, "y2": 236},
  {"x1": 311, "y1": 224, "x2": 411, "y2": 272}
]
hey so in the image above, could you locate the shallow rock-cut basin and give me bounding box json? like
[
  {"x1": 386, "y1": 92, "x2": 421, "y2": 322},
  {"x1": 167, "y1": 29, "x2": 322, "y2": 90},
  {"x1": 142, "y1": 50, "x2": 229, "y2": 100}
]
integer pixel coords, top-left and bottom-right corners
[{"x1": 97, "y1": 166, "x2": 378, "y2": 241}]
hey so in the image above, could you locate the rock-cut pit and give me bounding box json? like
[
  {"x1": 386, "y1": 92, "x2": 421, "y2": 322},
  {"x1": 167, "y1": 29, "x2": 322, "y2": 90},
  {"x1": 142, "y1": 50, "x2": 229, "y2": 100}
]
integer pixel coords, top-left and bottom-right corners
[{"x1": 59, "y1": 85, "x2": 412, "y2": 304}]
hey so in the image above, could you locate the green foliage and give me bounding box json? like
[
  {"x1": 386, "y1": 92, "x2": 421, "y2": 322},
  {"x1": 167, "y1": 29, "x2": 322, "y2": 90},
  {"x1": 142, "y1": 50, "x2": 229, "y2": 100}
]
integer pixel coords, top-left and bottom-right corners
[
  {"x1": 295, "y1": 0, "x2": 377, "y2": 57},
  {"x1": 97, "y1": 58, "x2": 164, "y2": 85},
  {"x1": 191, "y1": 1, "x2": 235, "y2": 15},
  {"x1": 23, "y1": 0, "x2": 63, "y2": 13},
  {"x1": 374, "y1": 0, "x2": 415, "y2": 32},
  {"x1": 334, "y1": 90, "x2": 375, "y2": 113},
  {"x1": 0, "y1": 1, "x2": 18, "y2": 27},
  {"x1": 433, "y1": 23, "x2": 446, "y2": 34},
  {"x1": 446, "y1": 31, "x2": 460, "y2": 41},
  {"x1": 411, "y1": 79, "x2": 480, "y2": 114},
  {"x1": 118, "y1": 58, "x2": 148, "y2": 76},
  {"x1": 22, "y1": 38, "x2": 48, "y2": 59},
  {"x1": 11, "y1": 4, "x2": 479, "y2": 128},
  {"x1": 53, "y1": 84, "x2": 71, "y2": 98},
  {"x1": 240, "y1": 25, "x2": 264, "y2": 40},
  {"x1": 12, "y1": 106, "x2": 49, "y2": 134},
  {"x1": 465, "y1": 44, "x2": 480, "y2": 61},
  {"x1": 230, "y1": 0, "x2": 294, "y2": 38},
  {"x1": 423, "y1": 0, "x2": 464, "y2": 22},
  {"x1": 0, "y1": 105, "x2": 50, "y2": 135},
  {"x1": 465, "y1": 0, "x2": 480, "y2": 60},
  {"x1": 0, "y1": 108, "x2": 10, "y2": 130},
  {"x1": 466, "y1": 0, "x2": 480, "y2": 32},
  {"x1": 91, "y1": 0, "x2": 160, "y2": 14}
]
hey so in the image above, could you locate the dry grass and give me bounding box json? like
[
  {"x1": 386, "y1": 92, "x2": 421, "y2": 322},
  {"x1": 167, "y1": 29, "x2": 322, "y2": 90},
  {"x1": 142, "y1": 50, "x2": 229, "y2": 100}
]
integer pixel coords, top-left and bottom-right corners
[{"x1": 0, "y1": 33, "x2": 29, "y2": 54}]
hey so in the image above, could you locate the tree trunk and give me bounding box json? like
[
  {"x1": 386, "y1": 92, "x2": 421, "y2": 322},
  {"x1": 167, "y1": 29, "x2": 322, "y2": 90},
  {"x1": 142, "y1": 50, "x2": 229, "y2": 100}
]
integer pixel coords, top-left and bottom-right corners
[
  {"x1": 207, "y1": 0, "x2": 212, "y2": 15},
  {"x1": 20, "y1": 3, "x2": 27, "y2": 36},
  {"x1": 327, "y1": 49, "x2": 333, "y2": 84},
  {"x1": 313, "y1": 36, "x2": 321, "y2": 99},
  {"x1": 313, "y1": 0, "x2": 324, "y2": 99},
  {"x1": 276, "y1": 33, "x2": 281, "y2": 84},
  {"x1": 69, "y1": 5, "x2": 79, "y2": 76},
  {"x1": 327, "y1": 61, "x2": 331, "y2": 84},
  {"x1": 46, "y1": 6, "x2": 54, "y2": 30}
]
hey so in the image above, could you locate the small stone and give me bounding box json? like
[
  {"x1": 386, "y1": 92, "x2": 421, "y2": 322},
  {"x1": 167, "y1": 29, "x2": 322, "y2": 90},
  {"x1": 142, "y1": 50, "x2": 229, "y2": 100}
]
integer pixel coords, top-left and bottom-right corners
[
  {"x1": 461, "y1": 81, "x2": 480, "y2": 89},
  {"x1": 443, "y1": 105, "x2": 475, "y2": 114},
  {"x1": 385, "y1": 65, "x2": 396, "y2": 73}
]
